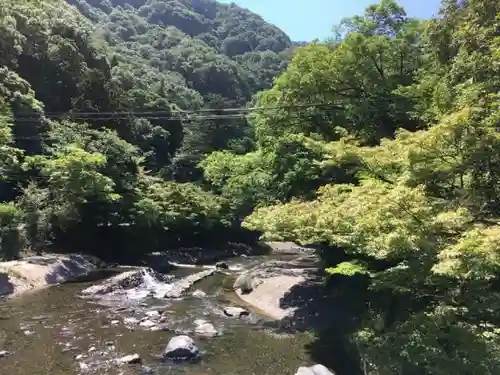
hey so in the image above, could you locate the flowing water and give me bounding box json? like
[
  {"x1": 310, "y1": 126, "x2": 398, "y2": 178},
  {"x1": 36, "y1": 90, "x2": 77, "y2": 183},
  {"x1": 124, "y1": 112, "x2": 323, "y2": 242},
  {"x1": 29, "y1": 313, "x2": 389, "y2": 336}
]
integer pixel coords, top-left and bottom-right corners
[{"x1": 0, "y1": 254, "x2": 315, "y2": 375}]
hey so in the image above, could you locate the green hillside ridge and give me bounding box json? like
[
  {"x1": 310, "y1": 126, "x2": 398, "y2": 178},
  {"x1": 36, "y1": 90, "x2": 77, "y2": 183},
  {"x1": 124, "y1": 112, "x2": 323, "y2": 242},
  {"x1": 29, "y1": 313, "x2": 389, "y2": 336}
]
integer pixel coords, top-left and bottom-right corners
[{"x1": 0, "y1": 0, "x2": 295, "y2": 260}]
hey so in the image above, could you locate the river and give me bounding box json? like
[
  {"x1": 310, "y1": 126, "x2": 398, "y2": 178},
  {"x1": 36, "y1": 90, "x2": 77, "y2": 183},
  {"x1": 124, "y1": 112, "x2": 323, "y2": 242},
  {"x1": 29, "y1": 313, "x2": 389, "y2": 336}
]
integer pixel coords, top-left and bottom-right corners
[{"x1": 0, "y1": 253, "x2": 315, "y2": 375}]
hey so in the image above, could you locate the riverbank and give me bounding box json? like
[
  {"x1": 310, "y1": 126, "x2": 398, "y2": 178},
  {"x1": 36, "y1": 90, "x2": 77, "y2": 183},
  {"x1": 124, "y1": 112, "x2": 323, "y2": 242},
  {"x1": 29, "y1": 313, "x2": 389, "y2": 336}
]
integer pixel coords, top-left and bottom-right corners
[
  {"x1": 233, "y1": 244, "x2": 319, "y2": 320},
  {"x1": 0, "y1": 253, "x2": 100, "y2": 298},
  {"x1": 0, "y1": 240, "x2": 260, "y2": 298},
  {"x1": 0, "y1": 241, "x2": 317, "y2": 302}
]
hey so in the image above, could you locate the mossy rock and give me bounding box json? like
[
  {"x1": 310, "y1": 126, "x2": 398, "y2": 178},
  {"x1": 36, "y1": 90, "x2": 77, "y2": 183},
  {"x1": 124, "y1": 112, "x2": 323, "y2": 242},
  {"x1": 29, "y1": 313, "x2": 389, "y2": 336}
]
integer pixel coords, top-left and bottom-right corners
[{"x1": 233, "y1": 272, "x2": 262, "y2": 294}]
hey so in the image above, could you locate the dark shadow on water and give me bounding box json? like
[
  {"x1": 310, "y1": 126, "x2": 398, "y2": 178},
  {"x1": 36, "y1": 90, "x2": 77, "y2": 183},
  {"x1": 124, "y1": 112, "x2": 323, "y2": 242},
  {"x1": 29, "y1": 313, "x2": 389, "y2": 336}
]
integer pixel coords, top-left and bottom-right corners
[
  {"x1": 0, "y1": 273, "x2": 14, "y2": 296},
  {"x1": 271, "y1": 273, "x2": 369, "y2": 375}
]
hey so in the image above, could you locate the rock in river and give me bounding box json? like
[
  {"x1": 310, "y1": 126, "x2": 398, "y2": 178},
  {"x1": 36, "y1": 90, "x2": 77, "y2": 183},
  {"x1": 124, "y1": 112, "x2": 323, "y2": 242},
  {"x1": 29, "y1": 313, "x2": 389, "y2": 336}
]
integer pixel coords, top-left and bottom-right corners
[
  {"x1": 295, "y1": 364, "x2": 335, "y2": 375},
  {"x1": 193, "y1": 319, "x2": 219, "y2": 338},
  {"x1": 124, "y1": 317, "x2": 139, "y2": 325},
  {"x1": 116, "y1": 353, "x2": 141, "y2": 365},
  {"x1": 233, "y1": 272, "x2": 262, "y2": 294},
  {"x1": 145, "y1": 310, "x2": 161, "y2": 318},
  {"x1": 80, "y1": 268, "x2": 163, "y2": 296},
  {"x1": 150, "y1": 323, "x2": 170, "y2": 332},
  {"x1": 139, "y1": 319, "x2": 157, "y2": 328},
  {"x1": 192, "y1": 289, "x2": 207, "y2": 298},
  {"x1": 215, "y1": 262, "x2": 229, "y2": 269},
  {"x1": 223, "y1": 306, "x2": 249, "y2": 318},
  {"x1": 164, "y1": 269, "x2": 215, "y2": 298},
  {"x1": 163, "y1": 335, "x2": 200, "y2": 361}
]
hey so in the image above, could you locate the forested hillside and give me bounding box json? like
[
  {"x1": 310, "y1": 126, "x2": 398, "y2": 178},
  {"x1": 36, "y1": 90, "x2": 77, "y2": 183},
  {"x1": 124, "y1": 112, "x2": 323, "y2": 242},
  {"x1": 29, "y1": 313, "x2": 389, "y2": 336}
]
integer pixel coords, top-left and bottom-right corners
[
  {"x1": 0, "y1": 0, "x2": 294, "y2": 260},
  {"x1": 67, "y1": 0, "x2": 298, "y2": 179}
]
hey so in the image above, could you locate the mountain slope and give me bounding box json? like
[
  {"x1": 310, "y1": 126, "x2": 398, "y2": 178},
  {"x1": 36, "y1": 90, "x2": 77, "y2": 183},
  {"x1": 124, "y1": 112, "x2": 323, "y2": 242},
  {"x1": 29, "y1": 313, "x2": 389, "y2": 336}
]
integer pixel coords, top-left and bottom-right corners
[
  {"x1": 66, "y1": 0, "x2": 297, "y2": 177},
  {"x1": 0, "y1": 0, "x2": 296, "y2": 259},
  {"x1": 68, "y1": 0, "x2": 294, "y2": 106}
]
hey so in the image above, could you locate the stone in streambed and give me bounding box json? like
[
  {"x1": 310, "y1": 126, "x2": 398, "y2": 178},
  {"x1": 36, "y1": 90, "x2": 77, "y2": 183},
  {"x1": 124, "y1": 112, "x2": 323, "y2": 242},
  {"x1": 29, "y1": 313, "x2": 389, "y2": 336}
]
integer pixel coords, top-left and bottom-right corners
[
  {"x1": 144, "y1": 310, "x2": 160, "y2": 318},
  {"x1": 164, "y1": 269, "x2": 215, "y2": 298},
  {"x1": 139, "y1": 320, "x2": 156, "y2": 328},
  {"x1": 192, "y1": 289, "x2": 207, "y2": 298},
  {"x1": 233, "y1": 272, "x2": 262, "y2": 294},
  {"x1": 162, "y1": 335, "x2": 200, "y2": 361},
  {"x1": 124, "y1": 317, "x2": 139, "y2": 325},
  {"x1": 223, "y1": 306, "x2": 249, "y2": 318},
  {"x1": 116, "y1": 353, "x2": 141, "y2": 365},
  {"x1": 80, "y1": 270, "x2": 143, "y2": 296},
  {"x1": 193, "y1": 319, "x2": 219, "y2": 338}
]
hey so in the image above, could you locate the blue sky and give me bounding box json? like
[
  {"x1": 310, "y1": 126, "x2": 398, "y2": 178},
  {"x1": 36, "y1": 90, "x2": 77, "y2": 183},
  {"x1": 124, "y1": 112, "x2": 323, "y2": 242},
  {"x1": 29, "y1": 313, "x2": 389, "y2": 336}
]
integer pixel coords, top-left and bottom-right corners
[{"x1": 218, "y1": 0, "x2": 443, "y2": 41}]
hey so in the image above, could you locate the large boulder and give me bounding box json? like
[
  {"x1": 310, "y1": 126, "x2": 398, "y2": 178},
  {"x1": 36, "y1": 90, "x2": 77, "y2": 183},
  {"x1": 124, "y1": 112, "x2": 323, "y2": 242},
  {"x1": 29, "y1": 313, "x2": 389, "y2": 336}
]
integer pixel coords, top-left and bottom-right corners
[
  {"x1": 163, "y1": 335, "x2": 200, "y2": 361},
  {"x1": 295, "y1": 364, "x2": 335, "y2": 375}
]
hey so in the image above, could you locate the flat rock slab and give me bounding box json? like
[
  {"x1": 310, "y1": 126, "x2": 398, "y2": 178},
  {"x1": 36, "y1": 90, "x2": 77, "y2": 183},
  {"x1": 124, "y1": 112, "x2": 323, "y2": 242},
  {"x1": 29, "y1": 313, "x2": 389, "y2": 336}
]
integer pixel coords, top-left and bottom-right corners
[
  {"x1": 164, "y1": 269, "x2": 215, "y2": 298},
  {"x1": 236, "y1": 275, "x2": 305, "y2": 320},
  {"x1": 0, "y1": 254, "x2": 98, "y2": 297}
]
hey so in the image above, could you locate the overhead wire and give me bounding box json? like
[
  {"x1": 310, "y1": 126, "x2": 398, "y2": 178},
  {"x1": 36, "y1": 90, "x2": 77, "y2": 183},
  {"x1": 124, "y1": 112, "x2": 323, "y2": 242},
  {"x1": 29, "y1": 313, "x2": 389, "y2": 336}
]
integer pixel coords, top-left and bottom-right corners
[
  {"x1": 11, "y1": 95, "x2": 419, "y2": 121},
  {"x1": 12, "y1": 114, "x2": 250, "y2": 122},
  {"x1": 14, "y1": 102, "x2": 345, "y2": 118},
  {"x1": 6, "y1": 107, "x2": 348, "y2": 141},
  {"x1": 11, "y1": 113, "x2": 342, "y2": 124}
]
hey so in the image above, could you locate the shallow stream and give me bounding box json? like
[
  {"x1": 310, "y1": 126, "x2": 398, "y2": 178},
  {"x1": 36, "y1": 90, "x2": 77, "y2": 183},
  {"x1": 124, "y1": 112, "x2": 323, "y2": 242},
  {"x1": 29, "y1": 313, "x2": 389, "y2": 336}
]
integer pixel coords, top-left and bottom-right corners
[{"x1": 0, "y1": 254, "x2": 315, "y2": 375}]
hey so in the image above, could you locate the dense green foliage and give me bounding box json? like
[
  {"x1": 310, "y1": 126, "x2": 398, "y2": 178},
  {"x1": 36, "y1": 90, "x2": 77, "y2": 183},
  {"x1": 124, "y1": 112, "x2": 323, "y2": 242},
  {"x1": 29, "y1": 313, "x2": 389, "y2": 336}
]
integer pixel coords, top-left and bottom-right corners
[
  {"x1": 201, "y1": 0, "x2": 500, "y2": 374},
  {"x1": 0, "y1": 0, "x2": 293, "y2": 259}
]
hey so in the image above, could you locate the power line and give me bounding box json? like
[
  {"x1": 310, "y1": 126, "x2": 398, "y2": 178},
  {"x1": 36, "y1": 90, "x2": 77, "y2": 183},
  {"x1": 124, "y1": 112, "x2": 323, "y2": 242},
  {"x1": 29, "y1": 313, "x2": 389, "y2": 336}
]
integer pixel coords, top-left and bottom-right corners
[
  {"x1": 12, "y1": 97, "x2": 418, "y2": 118},
  {"x1": 12, "y1": 114, "x2": 248, "y2": 122},
  {"x1": 6, "y1": 108, "x2": 343, "y2": 139},
  {"x1": 11, "y1": 114, "x2": 249, "y2": 123},
  {"x1": 11, "y1": 107, "x2": 345, "y2": 123},
  {"x1": 15, "y1": 102, "x2": 344, "y2": 117}
]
